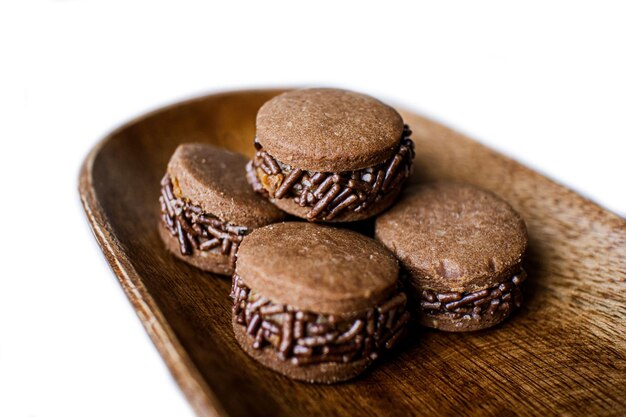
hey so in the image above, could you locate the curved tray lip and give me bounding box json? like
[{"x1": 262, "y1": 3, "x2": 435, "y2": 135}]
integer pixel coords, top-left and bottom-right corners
[
  {"x1": 78, "y1": 87, "x2": 626, "y2": 417},
  {"x1": 76, "y1": 89, "x2": 288, "y2": 417},
  {"x1": 79, "y1": 180, "x2": 222, "y2": 417}
]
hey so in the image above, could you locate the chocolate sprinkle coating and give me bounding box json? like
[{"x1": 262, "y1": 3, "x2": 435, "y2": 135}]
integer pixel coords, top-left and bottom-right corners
[
  {"x1": 160, "y1": 174, "x2": 248, "y2": 270},
  {"x1": 248, "y1": 126, "x2": 414, "y2": 221},
  {"x1": 231, "y1": 275, "x2": 410, "y2": 366},
  {"x1": 418, "y1": 269, "x2": 526, "y2": 325}
]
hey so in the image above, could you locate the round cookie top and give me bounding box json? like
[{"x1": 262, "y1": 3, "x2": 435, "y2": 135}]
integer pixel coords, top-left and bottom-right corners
[
  {"x1": 375, "y1": 183, "x2": 528, "y2": 293},
  {"x1": 236, "y1": 222, "x2": 400, "y2": 315},
  {"x1": 167, "y1": 143, "x2": 285, "y2": 228},
  {"x1": 256, "y1": 88, "x2": 405, "y2": 172}
]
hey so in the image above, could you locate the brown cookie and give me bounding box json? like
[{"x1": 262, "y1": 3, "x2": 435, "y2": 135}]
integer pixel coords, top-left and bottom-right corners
[
  {"x1": 375, "y1": 183, "x2": 528, "y2": 332},
  {"x1": 256, "y1": 88, "x2": 405, "y2": 172},
  {"x1": 247, "y1": 88, "x2": 415, "y2": 222},
  {"x1": 158, "y1": 143, "x2": 286, "y2": 275},
  {"x1": 231, "y1": 222, "x2": 410, "y2": 383}
]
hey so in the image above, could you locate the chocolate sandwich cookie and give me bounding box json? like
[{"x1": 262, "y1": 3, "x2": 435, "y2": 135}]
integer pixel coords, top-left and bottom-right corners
[
  {"x1": 375, "y1": 183, "x2": 528, "y2": 332},
  {"x1": 247, "y1": 88, "x2": 415, "y2": 222},
  {"x1": 159, "y1": 144, "x2": 286, "y2": 275},
  {"x1": 231, "y1": 222, "x2": 410, "y2": 383}
]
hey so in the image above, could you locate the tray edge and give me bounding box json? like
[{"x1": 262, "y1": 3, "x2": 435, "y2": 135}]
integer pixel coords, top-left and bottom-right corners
[
  {"x1": 78, "y1": 138, "x2": 228, "y2": 417},
  {"x1": 77, "y1": 88, "x2": 626, "y2": 417}
]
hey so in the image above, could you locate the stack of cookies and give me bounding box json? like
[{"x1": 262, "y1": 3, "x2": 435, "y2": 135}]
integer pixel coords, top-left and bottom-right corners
[{"x1": 158, "y1": 88, "x2": 529, "y2": 383}]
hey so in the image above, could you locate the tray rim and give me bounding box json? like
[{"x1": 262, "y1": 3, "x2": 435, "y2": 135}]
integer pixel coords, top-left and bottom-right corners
[
  {"x1": 80, "y1": 131, "x2": 227, "y2": 417},
  {"x1": 78, "y1": 88, "x2": 626, "y2": 417}
]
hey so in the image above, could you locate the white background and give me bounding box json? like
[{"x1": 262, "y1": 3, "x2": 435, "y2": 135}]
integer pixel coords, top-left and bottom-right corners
[{"x1": 1, "y1": 1, "x2": 624, "y2": 416}]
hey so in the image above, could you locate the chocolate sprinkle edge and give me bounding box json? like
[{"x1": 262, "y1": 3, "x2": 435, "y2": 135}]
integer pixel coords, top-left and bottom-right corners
[
  {"x1": 159, "y1": 174, "x2": 248, "y2": 269},
  {"x1": 231, "y1": 274, "x2": 410, "y2": 366},
  {"x1": 419, "y1": 269, "x2": 527, "y2": 321},
  {"x1": 248, "y1": 125, "x2": 415, "y2": 220}
]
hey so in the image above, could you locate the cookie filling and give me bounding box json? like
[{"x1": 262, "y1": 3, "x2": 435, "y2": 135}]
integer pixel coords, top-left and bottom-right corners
[
  {"x1": 247, "y1": 125, "x2": 414, "y2": 220},
  {"x1": 231, "y1": 274, "x2": 410, "y2": 366},
  {"x1": 419, "y1": 269, "x2": 526, "y2": 320},
  {"x1": 159, "y1": 174, "x2": 248, "y2": 268}
]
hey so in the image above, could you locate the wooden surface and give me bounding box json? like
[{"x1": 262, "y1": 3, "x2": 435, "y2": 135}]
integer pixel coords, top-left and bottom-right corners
[{"x1": 79, "y1": 89, "x2": 626, "y2": 417}]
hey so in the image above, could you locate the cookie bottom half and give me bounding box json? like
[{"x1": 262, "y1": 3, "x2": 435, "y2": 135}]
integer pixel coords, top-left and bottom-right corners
[
  {"x1": 417, "y1": 269, "x2": 526, "y2": 332},
  {"x1": 233, "y1": 319, "x2": 373, "y2": 383},
  {"x1": 158, "y1": 222, "x2": 233, "y2": 275},
  {"x1": 230, "y1": 274, "x2": 409, "y2": 383}
]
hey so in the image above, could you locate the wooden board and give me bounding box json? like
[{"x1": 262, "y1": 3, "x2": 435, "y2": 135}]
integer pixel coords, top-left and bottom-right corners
[{"x1": 79, "y1": 89, "x2": 626, "y2": 417}]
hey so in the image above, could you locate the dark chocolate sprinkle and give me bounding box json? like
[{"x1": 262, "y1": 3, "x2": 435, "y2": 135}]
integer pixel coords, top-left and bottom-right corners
[
  {"x1": 275, "y1": 168, "x2": 303, "y2": 199},
  {"x1": 293, "y1": 345, "x2": 313, "y2": 356},
  {"x1": 437, "y1": 292, "x2": 462, "y2": 303},
  {"x1": 246, "y1": 314, "x2": 262, "y2": 335}
]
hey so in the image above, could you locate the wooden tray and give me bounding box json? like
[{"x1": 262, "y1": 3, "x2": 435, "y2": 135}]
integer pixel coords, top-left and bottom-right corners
[{"x1": 79, "y1": 89, "x2": 626, "y2": 417}]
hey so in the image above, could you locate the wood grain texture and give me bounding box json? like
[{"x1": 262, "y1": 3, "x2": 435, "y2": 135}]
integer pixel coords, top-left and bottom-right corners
[{"x1": 79, "y1": 89, "x2": 626, "y2": 417}]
